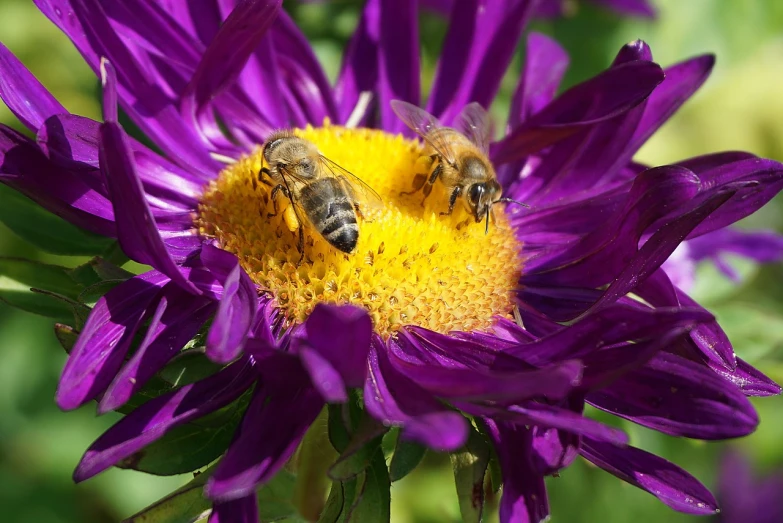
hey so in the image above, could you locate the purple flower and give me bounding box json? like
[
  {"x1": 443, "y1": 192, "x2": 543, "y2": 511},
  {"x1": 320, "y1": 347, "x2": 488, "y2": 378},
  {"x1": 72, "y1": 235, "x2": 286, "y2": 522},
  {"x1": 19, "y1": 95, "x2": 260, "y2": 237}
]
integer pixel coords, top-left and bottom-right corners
[
  {"x1": 717, "y1": 450, "x2": 783, "y2": 523},
  {"x1": 0, "y1": 1, "x2": 781, "y2": 522}
]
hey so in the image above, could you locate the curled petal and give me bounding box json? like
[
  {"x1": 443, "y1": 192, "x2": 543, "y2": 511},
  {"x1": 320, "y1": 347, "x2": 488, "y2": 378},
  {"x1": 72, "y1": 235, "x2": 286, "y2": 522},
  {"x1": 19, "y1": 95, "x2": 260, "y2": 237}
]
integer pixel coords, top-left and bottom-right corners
[
  {"x1": 588, "y1": 352, "x2": 758, "y2": 439},
  {"x1": 98, "y1": 284, "x2": 215, "y2": 413},
  {"x1": 364, "y1": 339, "x2": 468, "y2": 451},
  {"x1": 57, "y1": 271, "x2": 168, "y2": 410},
  {"x1": 581, "y1": 437, "x2": 717, "y2": 515},
  {"x1": 201, "y1": 244, "x2": 257, "y2": 363},
  {"x1": 484, "y1": 419, "x2": 549, "y2": 523},
  {"x1": 206, "y1": 384, "x2": 324, "y2": 501},
  {"x1": 301, "y1": 304, "x2": 372, "y2": 389},
  {"x1": 74, "y1": 358, "x2": 255, "y2": 482}
]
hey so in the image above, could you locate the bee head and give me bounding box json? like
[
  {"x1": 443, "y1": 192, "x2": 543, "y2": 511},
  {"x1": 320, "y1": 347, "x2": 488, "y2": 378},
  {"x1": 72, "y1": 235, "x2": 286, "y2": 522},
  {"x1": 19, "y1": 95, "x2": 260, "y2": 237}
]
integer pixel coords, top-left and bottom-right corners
[{"x1": 467, "y1": 180, "x2": 502, "y2": 224}]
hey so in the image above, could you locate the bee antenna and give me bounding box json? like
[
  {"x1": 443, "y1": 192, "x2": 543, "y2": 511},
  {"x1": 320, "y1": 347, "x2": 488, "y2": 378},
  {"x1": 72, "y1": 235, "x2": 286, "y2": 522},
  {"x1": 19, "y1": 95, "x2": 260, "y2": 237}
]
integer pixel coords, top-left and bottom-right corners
[
  {"x1": 495, "y1": 197, "x2": 530, "y2": 208},
  {"x1": 484, "y1": 206, "x2": 490, "y2": 235}
]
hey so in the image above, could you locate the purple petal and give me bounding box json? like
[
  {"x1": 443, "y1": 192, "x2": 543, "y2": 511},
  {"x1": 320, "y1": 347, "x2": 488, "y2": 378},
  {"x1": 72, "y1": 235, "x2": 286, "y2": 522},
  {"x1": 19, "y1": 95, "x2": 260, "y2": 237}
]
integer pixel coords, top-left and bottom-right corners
[
  {"x1": 364, "y1": 340, "x2": 468, "y2": 451},
  {"x1": 575, "y1": 182, "x2": 738, "y2": 320},
  {"x1": 0, "y1": 126, "x2": 115, "y2": 236},
  {"x1": 209, "y1": 496, "x2": 259, "y2": 523},
  {"x1": 301, "y1": 304, "x2": 372, "y2": 389},
  {"x1": 612, "y1": 40, "x2": 653, "y2": 64},
  {"x1": 205, "y1": 384, "x2": 324, "y2": 501},
  {"x1": 508, "y1": 32, "x2": 569, "y2": 129},
  {"x1": 684, "y1": 158, "x2": 783, "y2": 238},
  {"x1": 98, "y1": 284, "x2": 215, "y2": 413},
  {"x1": 74, "y1": 359, "x2": 255, "y2": 482},
  {"x1": 56, "y1": 271, "x2": 168, "y2": 410},
  {"x1": 717, "y1": 450, "x2": 783, "y2": 523},
  {"x1": 484, "y1": 419, "x2": 549, "y2": 523},
  {"x1": 297, "y1": 344, "x2": 348, "y2": 403},
  {"x1": 588, "y1": 352, "x2": 758, "y2": 439},
  {"x1": 99, "y1": 120, "x2": 200, "y2": 294},
  {"x1": 710, "y1": 357, "x2": 782, "y2": 397},
  {"x1": 689, "y1": 227, "x2": 783, "y2": 267},
  {"x1": 0, "y1": 43, "x2": 67, "y2": 131},
  {"x1": 580, "y1": 438, "x2": 717, "y2": 515},
  {"x1": 627, "y1": 55, "x2": 715, "y2": 156},
  {"x1": 491, "y1": 60, "x2": 664, "y2": 165},
  {"x1": 389, "y1": 333, "x2": 582, "y2": 402},
  {"x1": 378, "y1": 0, "x2": 419, "y2": 133},
  {"x1": 35, "y1": 0, "x2": 220, "y2": 176},
  {"x1": 200, "y1": 244, "x2": 257, "y2": 364},
  {"x1": 182, "y1": 0, "x2": 282, "y2": 120},
  {"x1": 461, "y1": 401, "x2": 628, "y2": 446},
  {"x1": 428, "y1": 0, "x2": 536, "y2": 123},
  {"x1": 334, "y1": 0, "x2": 379, "y2": 123}
]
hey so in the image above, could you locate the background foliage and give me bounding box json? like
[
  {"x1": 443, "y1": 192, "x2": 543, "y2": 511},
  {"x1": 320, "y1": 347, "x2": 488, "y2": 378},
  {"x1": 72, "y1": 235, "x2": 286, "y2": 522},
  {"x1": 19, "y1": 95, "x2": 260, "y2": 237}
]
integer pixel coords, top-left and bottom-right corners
[{"x1": 1, "y1": 0, "x2": 782, "y2": 521}]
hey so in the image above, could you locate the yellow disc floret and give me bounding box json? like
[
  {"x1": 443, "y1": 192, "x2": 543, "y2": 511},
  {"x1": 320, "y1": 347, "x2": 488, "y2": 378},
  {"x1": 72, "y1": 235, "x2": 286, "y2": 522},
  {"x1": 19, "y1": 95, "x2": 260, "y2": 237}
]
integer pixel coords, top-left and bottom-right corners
[{"x1": 197, "y1": 123, "x2": 523, "y2": 338}]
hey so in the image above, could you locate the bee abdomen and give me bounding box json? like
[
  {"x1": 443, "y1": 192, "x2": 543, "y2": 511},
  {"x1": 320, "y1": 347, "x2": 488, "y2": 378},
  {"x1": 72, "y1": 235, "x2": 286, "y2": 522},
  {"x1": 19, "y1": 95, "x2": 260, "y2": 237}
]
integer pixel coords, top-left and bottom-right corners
[{"x1": 302, "y1": 180, "x2": 360, "y2": 254}]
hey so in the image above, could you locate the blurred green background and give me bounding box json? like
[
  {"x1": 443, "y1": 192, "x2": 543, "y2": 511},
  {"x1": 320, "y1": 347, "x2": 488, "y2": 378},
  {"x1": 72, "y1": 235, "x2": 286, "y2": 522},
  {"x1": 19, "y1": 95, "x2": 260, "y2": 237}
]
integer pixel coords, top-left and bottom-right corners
[{"x1": 1, "y1": 0, "x2": 783, "y2": 522}]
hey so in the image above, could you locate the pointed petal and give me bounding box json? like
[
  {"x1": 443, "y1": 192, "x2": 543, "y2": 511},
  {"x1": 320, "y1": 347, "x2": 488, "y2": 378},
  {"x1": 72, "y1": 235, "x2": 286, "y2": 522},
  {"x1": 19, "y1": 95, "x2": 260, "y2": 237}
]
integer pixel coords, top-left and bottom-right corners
[
  {"x1": 364, "y1": 340, "x2": 468, "y2": 451},
  {"x1": 98, "y1": 284, "x2": 215, "y2": 413},
  {"x1": 201, "y1": 244, "x2": 257, "y2": 363},
  {"x1": 581, "y1": 438, "x2": 717, "y2": 515},
  {"x1": 99, "y1": 117, "x2": 199, "y2": 293},
  {"x1": 56, "y1": 271, "x2": 168, "y2": 410},
  {"x1": 0, "y1": 126, "x2": 115, "y2": 236},
  {"x1": 492, "y1": 60, "x2": 664, "y2": 165},
  {"x1": 205, "y1": 384, "x2": 323, "y2": 501},
  {"x1": 182, "y1": 0, "x2": 282, "y2": 121},
  {"x1": 711, "y1": 357, "x2": 782, "y2": 397},
  {"x1": 484, "y1": 420, "x2": 549, "y2": 523},
  {"x1": 508, "y1": 32, "x2": 569, "y2": 128},
  {"x1": 0, "y1": 43, "x2": 67, "y2": 131},
  {"x1": 588, "y1": 352, "x2": 758, "y2": 439},
  {"x1": 35, "y1": 0, "x2": 220, "y2": 177}
]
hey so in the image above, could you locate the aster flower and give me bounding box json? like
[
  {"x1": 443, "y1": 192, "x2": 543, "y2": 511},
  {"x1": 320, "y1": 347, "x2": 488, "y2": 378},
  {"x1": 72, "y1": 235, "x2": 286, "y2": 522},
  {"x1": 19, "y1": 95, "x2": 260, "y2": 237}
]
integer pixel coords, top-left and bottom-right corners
[
  {"x1": 0, "y1": 1, "x2": 781, "y2": 523},
  {"x1": 716, "y1": 449, "x2": 783, "y2": 523}
]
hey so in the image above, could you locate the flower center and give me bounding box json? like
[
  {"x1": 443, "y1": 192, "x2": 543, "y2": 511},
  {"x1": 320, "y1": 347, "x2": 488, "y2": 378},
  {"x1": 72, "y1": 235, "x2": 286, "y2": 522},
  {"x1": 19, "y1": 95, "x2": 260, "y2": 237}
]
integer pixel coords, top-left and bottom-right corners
[{"x1": 197, "y1": 124, "x2": 523, "y2": 338}]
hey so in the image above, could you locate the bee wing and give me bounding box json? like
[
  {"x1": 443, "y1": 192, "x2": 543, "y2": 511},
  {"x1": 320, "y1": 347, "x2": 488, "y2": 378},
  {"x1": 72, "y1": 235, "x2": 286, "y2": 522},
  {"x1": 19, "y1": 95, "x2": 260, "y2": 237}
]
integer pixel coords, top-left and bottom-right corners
[
  {"x1": 390, "y1": 100, "x2": 458, "y2": 165},
  {"x1": 318, "y1": 155, "x2": 384, "y2": 211},
  {"x1": 455, "y1": 102, "x2": 492, "y2": 154}
]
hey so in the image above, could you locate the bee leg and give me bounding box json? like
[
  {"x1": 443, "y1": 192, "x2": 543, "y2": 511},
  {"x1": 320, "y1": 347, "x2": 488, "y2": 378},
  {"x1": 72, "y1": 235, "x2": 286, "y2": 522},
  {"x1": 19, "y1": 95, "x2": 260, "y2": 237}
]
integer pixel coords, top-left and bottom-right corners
[
  {"x1": 259, "y1": 166, "x2": 271, "y2": 180},
  {"x1": 440, "y1": 186, "x2": 462, "y2": 216},
  {"x1": 295, "y1": 227, "x2": 305, "y2": 266},
  {"x1": 267, "y1": 184, "x2": 290, "y2": 218},
  {"x1": 400, "y1": 173, "x2": 428, "y2": 196}
]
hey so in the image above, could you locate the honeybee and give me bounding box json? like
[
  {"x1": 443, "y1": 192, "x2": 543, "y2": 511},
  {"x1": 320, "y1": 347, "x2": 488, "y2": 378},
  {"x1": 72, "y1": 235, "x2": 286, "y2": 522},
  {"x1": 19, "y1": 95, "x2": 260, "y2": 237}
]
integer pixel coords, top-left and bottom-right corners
[
  {"x1": 391, "y1": 100, "x2": 527, "y2": 232},
  {"x1": 259, "y1": 131, "x2": 382, "y2": 264}
]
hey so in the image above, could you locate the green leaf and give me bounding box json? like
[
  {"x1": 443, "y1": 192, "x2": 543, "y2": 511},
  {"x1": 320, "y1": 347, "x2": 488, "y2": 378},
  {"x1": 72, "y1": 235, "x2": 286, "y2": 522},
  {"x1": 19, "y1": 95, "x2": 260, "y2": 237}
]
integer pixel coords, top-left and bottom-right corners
[
  {"x1": 450, "y1": 426, "x2": 491, "y2": 523},
  {"x1": 159, "y1": 349, "x2": 224, "y2": 388},
  {"x1": 116, "y1": 393, "x2": 251, "y2": 476},
  {"x1": 389, "y1": 434, "x2": 426, "y2": 482},
  {"x1": 328, "y1": 415, "x2": 386, "y2": 481},
  {"x1": 0, "y1": 257, "x2": 83, "y2": 297},
  {"x1": 0, "y1": 183, "x2": 114, "y2": 255},
  {"x1": 257, "y1": 469, "x2": 301, "y2": 522},
  {"x1": 319, "y1": 449, "x2": 391, "y2": 523},
  {"x1": 123, "y1": 468, "x2": 212, "y2": 523},
  {"x1": 327, "y1": 390, "x2": 363, "y2": 453},
  {"x1": 54, "y1": 323, "x2": 79, "y2": 353}
]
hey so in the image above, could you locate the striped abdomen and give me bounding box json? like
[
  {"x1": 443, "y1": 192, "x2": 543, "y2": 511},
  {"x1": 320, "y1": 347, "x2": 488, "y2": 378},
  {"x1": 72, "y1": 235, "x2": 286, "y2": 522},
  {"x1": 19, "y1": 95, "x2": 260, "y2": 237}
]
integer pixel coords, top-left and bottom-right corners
[{"x1": 299, "y1": 178, "x2": 359, "y2": 253}]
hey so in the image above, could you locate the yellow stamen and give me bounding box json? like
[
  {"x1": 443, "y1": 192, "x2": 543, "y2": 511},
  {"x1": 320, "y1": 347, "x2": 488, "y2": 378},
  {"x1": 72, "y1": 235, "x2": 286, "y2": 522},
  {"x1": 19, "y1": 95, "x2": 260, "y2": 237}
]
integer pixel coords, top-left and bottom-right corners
[{"x1": 197, "y1": 123, "x2": 523, "y2": 338}]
